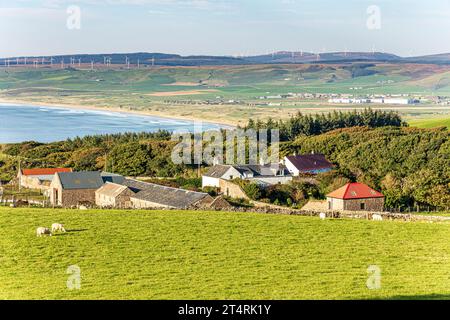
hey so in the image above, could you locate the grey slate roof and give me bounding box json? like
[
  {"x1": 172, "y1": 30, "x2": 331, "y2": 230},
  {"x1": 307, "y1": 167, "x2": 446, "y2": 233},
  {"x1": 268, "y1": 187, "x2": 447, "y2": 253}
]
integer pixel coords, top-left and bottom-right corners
[
  {"x1": 123, "y1": 178, "x2": 210, "y2": 209},
  {"x1": 204, "y1": 164, "x2": 289, "y2": 178},
  {"x1": 57, "y1": 171, "x2": 125, "y2": 190},
  {"x1": 57, "y1": 171, "x2": 105, "y2": 190},
  {"x1": 101, "y1": 172, "x2": 125, "y2": 185},
  {"x1": 203, "y1": 165, "x2": 231, "y2": 178},
  {"x1": 285, "y1": 154, "x2": 334, "y2": 172}
]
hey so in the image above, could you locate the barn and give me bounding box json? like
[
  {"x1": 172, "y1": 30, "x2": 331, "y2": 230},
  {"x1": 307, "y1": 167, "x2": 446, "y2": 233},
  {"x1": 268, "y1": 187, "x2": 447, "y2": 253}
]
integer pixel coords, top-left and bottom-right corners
[
  {"x1": 95, "y1": 182, "x2": 135, "y2": 208},
  {"x1": 326, "y1": 182, "x2": 385, "y2": 212}
]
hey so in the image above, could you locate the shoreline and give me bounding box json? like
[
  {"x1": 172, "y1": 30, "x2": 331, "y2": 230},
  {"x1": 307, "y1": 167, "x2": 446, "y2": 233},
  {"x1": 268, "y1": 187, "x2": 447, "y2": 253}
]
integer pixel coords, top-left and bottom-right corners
[{"x1": 0, "y1": 98, "x2": 237, "y2": 128}]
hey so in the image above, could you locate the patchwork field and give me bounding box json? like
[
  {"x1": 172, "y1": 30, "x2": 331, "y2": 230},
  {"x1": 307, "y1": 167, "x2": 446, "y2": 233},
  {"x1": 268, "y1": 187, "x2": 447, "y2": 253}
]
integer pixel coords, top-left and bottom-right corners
[
  {"x1": 0, "y1": 63, "x2": 449, "y2": 125},
  {"x1": 0, "y1": 207, "x2": 449, "y2": 300}
]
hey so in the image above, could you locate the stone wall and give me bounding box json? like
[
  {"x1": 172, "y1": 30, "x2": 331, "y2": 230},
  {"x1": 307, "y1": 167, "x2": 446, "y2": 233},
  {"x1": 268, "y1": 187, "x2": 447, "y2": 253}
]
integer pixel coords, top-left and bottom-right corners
[
  {"x1": 218, "y1": 179, "x2": 249, "y2": 200},
  {"x1": 61, "y1": 189, "x2": 97, "y2": 207},
  {"x1": 343, "y1": 198, "x2": 384, "y2": 212}
]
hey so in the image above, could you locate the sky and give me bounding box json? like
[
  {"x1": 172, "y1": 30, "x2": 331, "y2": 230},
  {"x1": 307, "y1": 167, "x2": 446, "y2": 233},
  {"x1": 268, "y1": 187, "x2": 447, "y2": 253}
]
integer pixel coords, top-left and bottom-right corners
[{"x1": 0, "y1": 0, "x2": 449, "y2": 58}]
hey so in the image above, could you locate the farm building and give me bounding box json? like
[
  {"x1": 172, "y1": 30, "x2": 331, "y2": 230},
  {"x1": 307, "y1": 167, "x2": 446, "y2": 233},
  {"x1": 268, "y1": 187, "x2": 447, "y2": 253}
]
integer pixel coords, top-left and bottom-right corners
[
  {"x1": 50, "y1": 171, "x2": 124, "y2": 207},
  {"x1": 326, "y1": 182, "x2": 385, "y2": 212},
  {"x1": 18, "y1": 168, "x2": 72, "y2": 193},
  {"x1": 123, "y1": 179, "x2": 217, "y2": 209},
  {"x1": 95, "y1": 182, "x2": 135, "y2": 208},
  {"x1": 284, "y1": 154, "x2": 334, "y2": 176},
  {"x1": 202, "y1": 164, "x2": 292, "y2": 189}
]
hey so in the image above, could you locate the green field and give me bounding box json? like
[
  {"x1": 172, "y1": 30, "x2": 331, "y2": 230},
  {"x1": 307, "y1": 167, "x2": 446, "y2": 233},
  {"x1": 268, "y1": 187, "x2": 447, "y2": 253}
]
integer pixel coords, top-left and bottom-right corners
[
  {"x1": 409, "y1": 117, "x2": 450, "y2": 129},
  {"x1": 1, "y1": 63, "x2": 449, "y2": 125},
  {"x1": 1, "y1": 207, "x2": 449, "y2": 300}
]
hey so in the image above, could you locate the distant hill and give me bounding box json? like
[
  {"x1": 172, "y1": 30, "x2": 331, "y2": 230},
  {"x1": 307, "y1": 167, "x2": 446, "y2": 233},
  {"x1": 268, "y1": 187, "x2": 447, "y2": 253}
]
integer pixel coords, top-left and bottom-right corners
[{"x1": 1, "y1": 51, "x2": 449, "y2": 67}]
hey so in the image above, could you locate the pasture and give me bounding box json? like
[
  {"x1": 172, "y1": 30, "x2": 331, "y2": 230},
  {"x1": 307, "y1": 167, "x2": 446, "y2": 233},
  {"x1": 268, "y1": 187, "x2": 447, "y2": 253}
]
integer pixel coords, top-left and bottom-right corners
[
  {"x1": 0, "y1": 207, "x2": 449, "y2": 300},
  {"x1": 409, "y1": 116, "x2": 450, "y2": 129},
  {"x1": 0, "y1": 64, "x2": 449, "y2": 125}
]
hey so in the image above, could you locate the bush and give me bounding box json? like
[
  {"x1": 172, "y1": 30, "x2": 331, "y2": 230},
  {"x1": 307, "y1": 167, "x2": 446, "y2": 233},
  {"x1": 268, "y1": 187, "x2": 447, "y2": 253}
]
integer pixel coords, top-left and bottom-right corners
[{"x1": 243, "y1": 183, "x2": 262, "y2": 200}]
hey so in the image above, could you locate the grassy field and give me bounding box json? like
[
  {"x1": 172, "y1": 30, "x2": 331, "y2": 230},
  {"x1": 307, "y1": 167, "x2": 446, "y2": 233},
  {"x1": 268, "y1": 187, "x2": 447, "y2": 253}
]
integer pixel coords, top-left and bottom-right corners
[
  {"x1": 0, "y1": 207, "x2": 449, "y2": 300},
  {"x1": 1, "y1": 63, "x2": 449, "y2": 125},
  {"x1": 409, "y1": 116, "x2": 450, "y2": 129}
]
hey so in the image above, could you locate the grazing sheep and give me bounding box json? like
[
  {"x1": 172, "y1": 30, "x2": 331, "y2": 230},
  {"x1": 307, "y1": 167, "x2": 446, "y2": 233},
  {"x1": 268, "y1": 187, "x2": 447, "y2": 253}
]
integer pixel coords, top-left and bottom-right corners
[
  {"x1": 372, "y1": 214, "x2": 383, "y2": 221},
  {"x1": 36, "y1": 227, "x2": 52, "y2": 237},
  {"x1": 319, "y1": 212, "x2": 326, "y2": 220},
  {"x1": 51, "y1": 223, "x2": 66, "y2": 233}
]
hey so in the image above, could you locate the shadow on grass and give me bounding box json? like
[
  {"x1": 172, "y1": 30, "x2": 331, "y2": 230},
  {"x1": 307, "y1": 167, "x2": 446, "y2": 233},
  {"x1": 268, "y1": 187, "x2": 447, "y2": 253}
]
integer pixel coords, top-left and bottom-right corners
[
  {"x1": 385, "y1": 293, "x2": 450, "y2": 300},
  {"x1": 53, "y1": 229, "x2": 88, "y2": 236}
]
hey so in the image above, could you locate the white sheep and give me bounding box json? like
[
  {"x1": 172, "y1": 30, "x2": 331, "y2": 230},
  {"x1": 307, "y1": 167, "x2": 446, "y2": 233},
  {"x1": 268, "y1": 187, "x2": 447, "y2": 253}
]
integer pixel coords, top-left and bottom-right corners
[
  {"x1": 319, "y1": 212, "x2": 326, "y2": 220},
  {"x1": 51, "y1": 223, "x2": 66, "y2": 233},
  {"x1": 372, "y1": 214, "x2": 383, "y2": 221},
  {"x1": 36, "y1": 227, "x2": 52, "y2": 237}
]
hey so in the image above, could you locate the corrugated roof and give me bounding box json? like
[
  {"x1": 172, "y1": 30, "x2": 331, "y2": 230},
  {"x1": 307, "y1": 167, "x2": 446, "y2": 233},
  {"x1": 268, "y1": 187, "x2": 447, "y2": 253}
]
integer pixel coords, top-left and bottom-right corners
[
  {"x1": 123, "y1": 178, "x2": 210, "y2": 209},
  {"x1": 22, "y1": 168, "x2": 72, "y2": 176},
  {"x1": 285, "y1": 154, "x2": 334, "y2": 172},
  {"x1": 96, "y1": 182, "x2": 132, "y2": 198},
  {"x1": 327, "y1": 183, "x2": 384, "y2": 200}
]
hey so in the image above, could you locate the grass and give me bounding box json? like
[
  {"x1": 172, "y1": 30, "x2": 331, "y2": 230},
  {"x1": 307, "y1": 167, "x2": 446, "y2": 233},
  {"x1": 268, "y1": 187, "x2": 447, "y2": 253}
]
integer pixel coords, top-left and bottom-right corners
[
  {"x1": 409, "y1": 117, "x2": 450, "y2": 129},
  {"x1": 1, "y1": 64, "x2": 450, "y2": 126},
  {"x1": 0, "y1": 207, "x2": 449, "y2": 300}
]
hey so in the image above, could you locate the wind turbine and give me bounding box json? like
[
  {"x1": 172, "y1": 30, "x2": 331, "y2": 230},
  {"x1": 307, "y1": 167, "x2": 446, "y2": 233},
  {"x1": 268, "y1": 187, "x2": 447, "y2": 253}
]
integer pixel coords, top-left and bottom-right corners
[
  {"x1": 61, "y1": 59, "x2": 65, "y2": 69},
  {"x1": 50, "y1": 57, "x2": 54, "y2": 67},
  {"x1": 151, "y1": 57, "x2": 155, "y2": 67}
]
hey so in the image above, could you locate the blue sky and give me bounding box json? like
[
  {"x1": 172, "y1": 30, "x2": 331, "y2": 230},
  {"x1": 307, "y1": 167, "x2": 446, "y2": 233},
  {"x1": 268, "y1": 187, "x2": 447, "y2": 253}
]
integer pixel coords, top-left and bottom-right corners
[{"x1": 0, "y1": 0, "x2": 449, "y2": 58}]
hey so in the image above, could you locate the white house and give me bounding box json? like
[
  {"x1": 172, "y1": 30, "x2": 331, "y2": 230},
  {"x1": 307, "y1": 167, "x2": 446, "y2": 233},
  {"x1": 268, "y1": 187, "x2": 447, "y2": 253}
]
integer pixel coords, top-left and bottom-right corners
[{"x1": 202, "y1": 164, "x2": 292, "y2": 189}]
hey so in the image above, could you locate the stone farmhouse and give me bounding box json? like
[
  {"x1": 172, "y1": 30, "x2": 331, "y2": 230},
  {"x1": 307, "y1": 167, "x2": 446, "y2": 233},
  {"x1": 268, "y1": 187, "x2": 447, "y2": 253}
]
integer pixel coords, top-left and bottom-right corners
[
  {"x1": 46, "y1": 170, "x2": 230, "y2": 210},
  {"x1": 95, "y1": 178, "x2": 223, "y2": 210},
  {"x1": 95, "y1": 182, "x2": 134, "y2": 208},
  {"x1": 326, "y1": 182, "x2": 385, "y2": 212},
  {"x1": 118, "y1": 179, "x2": 221, "y2": 209},
  {"x1": 283, "y1": 154, "x2": 334, "y2": 176},
  {"x1": 18, "y1": 168, "x2": 72, "y2": 194},
  {"x1": 50, "y1": 171, "x2": 124, "y2": 207},
  {"x1": 202, "y1": 163, "x2": 292, "y2": 189}
]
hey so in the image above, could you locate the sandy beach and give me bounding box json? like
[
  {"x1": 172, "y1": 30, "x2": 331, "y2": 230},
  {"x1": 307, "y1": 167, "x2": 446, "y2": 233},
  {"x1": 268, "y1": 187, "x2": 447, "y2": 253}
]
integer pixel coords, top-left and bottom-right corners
[{"x1": 0, "y1": 98, "x2": 236, "y2": 128}]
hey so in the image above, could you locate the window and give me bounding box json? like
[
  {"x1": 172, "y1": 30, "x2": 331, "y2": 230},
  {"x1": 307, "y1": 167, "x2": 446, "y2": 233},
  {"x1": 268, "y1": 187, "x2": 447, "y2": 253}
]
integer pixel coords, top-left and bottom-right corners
[
  {"x1": 360, "y1": 203, "x2": 365, "y2": 210},
  {"x1": 328, "y1": 201, "x2": 332, "y2": 210}
]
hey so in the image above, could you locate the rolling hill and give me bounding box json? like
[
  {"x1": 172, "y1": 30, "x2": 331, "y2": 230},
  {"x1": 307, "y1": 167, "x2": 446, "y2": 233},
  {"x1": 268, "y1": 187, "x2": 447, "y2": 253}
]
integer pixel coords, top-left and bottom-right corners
[{"x1": 1, "y1": 51, "x2": 450, "y2": 67}]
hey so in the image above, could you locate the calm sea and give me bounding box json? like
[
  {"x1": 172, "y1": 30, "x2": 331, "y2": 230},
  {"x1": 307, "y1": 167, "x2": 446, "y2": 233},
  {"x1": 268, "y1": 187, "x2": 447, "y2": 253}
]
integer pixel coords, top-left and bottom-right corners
[{"x1": 0, "y1": 103, "x2": 225, "y2": 143}]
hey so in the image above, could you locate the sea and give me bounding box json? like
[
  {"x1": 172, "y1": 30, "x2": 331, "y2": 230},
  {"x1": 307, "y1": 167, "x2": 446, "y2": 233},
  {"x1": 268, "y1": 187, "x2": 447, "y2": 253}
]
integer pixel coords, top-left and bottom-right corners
[{"x1": 0, "y1": 103, "x2": 225, "y2": 143}]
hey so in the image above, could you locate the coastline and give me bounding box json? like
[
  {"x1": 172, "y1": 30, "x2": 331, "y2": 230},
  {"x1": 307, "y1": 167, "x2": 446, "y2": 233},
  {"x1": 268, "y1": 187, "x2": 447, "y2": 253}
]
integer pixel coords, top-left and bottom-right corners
[{"x1": 0, "y1": 98, "x2": 237, "y2": 128}]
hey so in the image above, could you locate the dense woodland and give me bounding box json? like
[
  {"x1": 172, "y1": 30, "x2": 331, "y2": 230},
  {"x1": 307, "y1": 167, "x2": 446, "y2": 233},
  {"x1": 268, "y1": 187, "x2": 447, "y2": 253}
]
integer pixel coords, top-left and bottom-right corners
[{"x1": 0, "y1": 109, "x2": 448, "y2": 210}]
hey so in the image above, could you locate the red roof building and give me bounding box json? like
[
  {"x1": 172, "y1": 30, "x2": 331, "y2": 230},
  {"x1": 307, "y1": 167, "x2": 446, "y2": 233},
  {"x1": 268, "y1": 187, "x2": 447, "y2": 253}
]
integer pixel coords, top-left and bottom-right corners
[
  {"x1": 21, "y1": 168, "x2": 72, "y2": 176},
  {"x1": 18, "y1": 168, "x2": 73, "y2": 192},
  {"x1": 326, "y1": 182, "x2": 384, "y2": 212}
]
